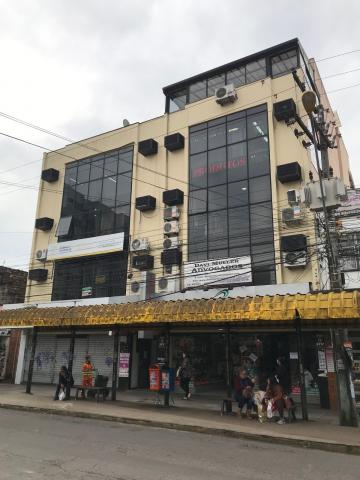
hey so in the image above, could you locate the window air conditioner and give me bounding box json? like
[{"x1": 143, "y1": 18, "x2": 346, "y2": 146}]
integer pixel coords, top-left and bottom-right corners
[
  {"x1": 35, "y1": 249, "x2": 48, "y2": 261},
  {"x1": 130, "y1": 238, "x2": 150, "y2": 253},
  {"x1": 163, "y1": 237, "x2": 179, "y2": 249},
  {"x1": 215, "y1": 84, "x2": 237, "y2": 106},
  {"x1": 157, "y1": 277, "x2": 180, "y2": 294},
  {"x1": 281, "y1": 206, "x2": 304, "y2": 224},
  {"x1": 163, "y1": 206, "x2": 180, "y2": 221},
  {"x1": 282, "y1": 250, "x2": 307, "y2": 268},
  {"x1": 164, "y1": 220, "x2": 180, "y2": 235}
]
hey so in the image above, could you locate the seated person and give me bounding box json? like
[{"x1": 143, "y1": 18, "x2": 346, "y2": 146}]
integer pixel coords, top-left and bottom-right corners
[
  {"x1": 234, "y1": 369, "x2": 256, "y2": 416},
  {"x1": 262, "y1": 377, "x2": 290, "y2": 425}
]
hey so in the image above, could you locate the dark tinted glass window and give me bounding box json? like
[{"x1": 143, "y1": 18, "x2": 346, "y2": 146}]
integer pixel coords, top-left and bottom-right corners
[
  {"x1": 188, "y1": 214, "x2": 207, "y2": 259},
  {"x1": 190, "y1": 128, "x2": 207, "y2": 154},
  {"x1": 208, "y1": 185, "x2": 227, "y2": 211},
  {"x1": 227, "y1": 117, "x2": 246, "y2": 144},
  {"x1": 247, "y1": 111, "x2": 268, "y2": 139},
  {"x1": 271, "y1": 49, "x2": 298, "y2": 77},
  {"x1": 208, "y1": 122, "x2": 226, "y2": 150},
  {"x1": 118, "y1": 149, "x2": 133, "y2": 174},
  {"x1": 60, "y1": 147, "x2": 133, "y2": 241},
  {"x1": 188, "y1": 105, "x2": 273, "y2": 285},
  {"x1": 169, "y1": 89, "x2": 187, "y2": 112},
  {"x1": 249, "y1": 176, "x2": 271, "y2": 204},
  {"x1": 52, "y1": 253, "x2": 127, "y2": 301},
  {"x1": 77, "y1": 162, "x2": 90, "y2": 184},
  {"x1": 228, "y1": 181, "x2": 248, "y2": 208},
  {"x1": 246, "y1": 59, "x2": 267, "y2": 82},
  {"x1": 90, "y1": 158, "x2": 103, "y2": 181},
  {"x1": 226, "y1": 67, "x2": 246, "y2": 88},
  {"x1": 208, "y1": 211, "x2": 228, "y2": 250},
  {"x1": 190, "y1": 152, "x2": 207, "y2": 190},
  {"x1": 208, "y1": 147, "x2": 227, "y2": 186},
  {"x1": 207, "y1": 73, "x2": 225, "y2": 96},
  {"x1": 189, "y1": 80, "x2": 207, "y2": 103},
  {"x1": 248, "y1": 137, "x2": 270, "y2": 178},
  {"x1": 228, "y1": 206, "x2": 249, "y2": 248},
  {"x1": 102, "y1": 176, "x2": 117, "y2": 208},
  {"x1": 227, "y1": 143, "x2": 247, "y2": 181},
  {"x1": 250, "y1": 202, "x2": 273, "y2": 244},
  {"x1": 189, "y1": 189, "x2": 207, "y2": 214}
]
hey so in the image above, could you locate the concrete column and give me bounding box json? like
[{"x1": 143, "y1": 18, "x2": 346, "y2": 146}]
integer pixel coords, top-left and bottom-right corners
[{"x1": 15, "y1": 330, "x2": 27, "y2": 385}]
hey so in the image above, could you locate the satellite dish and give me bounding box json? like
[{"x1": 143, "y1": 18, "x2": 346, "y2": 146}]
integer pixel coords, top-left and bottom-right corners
[{"x1": 123, "y1": 119, "x2": 130, "y2": 127}]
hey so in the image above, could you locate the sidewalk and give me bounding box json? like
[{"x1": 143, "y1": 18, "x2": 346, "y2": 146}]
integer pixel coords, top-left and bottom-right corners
[{"x1": 1, "y1": 384, "x2": 359, "y2": 455}]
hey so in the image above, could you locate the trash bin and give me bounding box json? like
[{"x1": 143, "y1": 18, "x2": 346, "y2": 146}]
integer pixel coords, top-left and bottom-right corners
[{"x1": 317, "y1": 374, "x2": 330, "y2": 409}]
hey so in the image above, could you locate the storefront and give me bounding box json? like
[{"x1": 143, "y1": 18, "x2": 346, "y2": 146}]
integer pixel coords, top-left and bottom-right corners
[{"x1": 0, "y1": 291, "x2": 359, "y2": 423}]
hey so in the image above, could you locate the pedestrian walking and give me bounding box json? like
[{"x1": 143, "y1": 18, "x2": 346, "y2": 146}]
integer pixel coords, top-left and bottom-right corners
[{"x1": 177, "y1": 352, "x2": 192, "y2": 400}]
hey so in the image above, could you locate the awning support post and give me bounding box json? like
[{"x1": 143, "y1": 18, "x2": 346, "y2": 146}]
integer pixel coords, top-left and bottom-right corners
[
  {"x1": 25, "y1": 326, "x2": 38, "y2": 394},
  {"x1": 225, "y1": 326, "x2": 232, "y2": 399},
  {"x1": 66, "y1": 328, "x2": 76, "y2": 400},
  {"x1": 111, "y1": 326, "x2": 120, "y2": 401},
  {"x1": 164, "y1": 327, "x2": 171, "y2": 408},
  {"x1": 294, "y1": 309, "x2": 308, "y2": 420}
]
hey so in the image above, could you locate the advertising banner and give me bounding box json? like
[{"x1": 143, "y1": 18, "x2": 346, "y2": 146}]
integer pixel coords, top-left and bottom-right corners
[
  {"x1": 183, "y1": 256, "x2": 252, "y2": 288},
  {"x1": 118, "y1": 352, "x2": 130, "y2": 378},
  {"x1": 47, "y1": 232, "x2": 124, "y2": 260}
]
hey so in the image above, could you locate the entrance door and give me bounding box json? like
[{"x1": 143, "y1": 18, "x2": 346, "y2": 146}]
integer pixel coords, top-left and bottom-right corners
[{"x1": 137, "y1": 339, "x2": 152, "y2": 388}]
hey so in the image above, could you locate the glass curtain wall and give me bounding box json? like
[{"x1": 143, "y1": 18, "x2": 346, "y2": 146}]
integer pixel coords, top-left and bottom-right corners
[{"x1": 188, "y1": 105, "x2": 275, "y2": 285}]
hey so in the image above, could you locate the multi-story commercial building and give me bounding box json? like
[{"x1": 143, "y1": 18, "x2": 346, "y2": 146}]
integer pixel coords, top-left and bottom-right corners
[
  {"x1": 0, "y1": 266, "x2": 27, "y2": 381},
  {"x1": 0, "y1": 39, "x2": 357, "y2": 417}
]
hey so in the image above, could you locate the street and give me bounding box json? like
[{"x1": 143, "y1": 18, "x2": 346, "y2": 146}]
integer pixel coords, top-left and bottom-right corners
[{"x1": 0, "y1": 409, "x2": 359, "y2": 479}]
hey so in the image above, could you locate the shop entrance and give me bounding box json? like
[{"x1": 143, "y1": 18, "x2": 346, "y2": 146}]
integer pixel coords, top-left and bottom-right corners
[{"x1": 137, "y1": 339, "x2": 152, "y2": 388}]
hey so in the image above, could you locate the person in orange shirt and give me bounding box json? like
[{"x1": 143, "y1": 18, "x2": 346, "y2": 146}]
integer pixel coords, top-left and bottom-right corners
[{"x1": 82, "y1": 355, "x2": 94, "y2": 387}]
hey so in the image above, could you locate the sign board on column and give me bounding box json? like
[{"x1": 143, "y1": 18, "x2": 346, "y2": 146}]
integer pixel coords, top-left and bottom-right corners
[{"x1": 119, "y1": 352, "x2": 130, "y2": 377}]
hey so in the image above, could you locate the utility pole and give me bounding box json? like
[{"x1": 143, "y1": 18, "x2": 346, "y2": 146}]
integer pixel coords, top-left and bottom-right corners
[{"x1": 302, "y1": 91, "x2": 358, "y2": 427}]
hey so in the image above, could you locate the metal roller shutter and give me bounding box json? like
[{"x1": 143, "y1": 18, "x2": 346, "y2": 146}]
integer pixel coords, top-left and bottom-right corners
[
  {"x1": 87, "y1": 334, "x2": 114, "y2": 387},
  {"x1": 23, "y1": 334, "x2": 57, "y2": 384},
  {"x1": 72, "y1": 336, "x2": 89, "y2": 386},
  {"x1": 52, "y1": 335, "x2": 89, "y2": 387}
]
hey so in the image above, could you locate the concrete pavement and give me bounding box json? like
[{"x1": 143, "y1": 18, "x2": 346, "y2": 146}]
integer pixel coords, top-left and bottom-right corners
[
  {"x1": 2, "y1": 408, "x2": 360, "y2": 480},
  {"x1": 0, "y1": 384, "x2": 359, "y2": 455}
]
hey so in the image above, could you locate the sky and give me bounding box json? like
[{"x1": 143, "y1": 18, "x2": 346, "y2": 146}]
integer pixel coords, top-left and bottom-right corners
[{"x1": 0, "y1": 0, "x2": 360, "y2": 271}]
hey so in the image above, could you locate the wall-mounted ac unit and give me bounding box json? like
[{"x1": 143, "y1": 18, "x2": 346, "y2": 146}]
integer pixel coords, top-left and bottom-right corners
[
  {"x1": 163, "y1": 237, "x2": 179, "y2": 249},
  {"x1": 157, "y1": 277, "x2": 180, "y2": 294},
  {"x1": 215, "y1": 84, "x2": 237, "y2": 105},
  {"x1": 130, "y1": 238, "x2": 150, "y2": 253},
  {"x1": 282, "y1": 250, "x2": 307, "y2": 268},
  {"x1": 287, "y1": 189, "x2": 301, "y2": 205},
  {"x1": 164, "y1": 206, "x2": 180, "y2": 221},
  {"x1": 282, "y1": 206, "x2": 304, "y2": 224},
  {"x1": 164, "y1": 220, "x2": 179, "y2": 235},
  {"x1": 35, "y1": 249, "x2": 48, "y2": 261}
]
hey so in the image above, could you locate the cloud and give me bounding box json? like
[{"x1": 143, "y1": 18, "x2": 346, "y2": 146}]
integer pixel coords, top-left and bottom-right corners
[{"x1": 0, "y1": 0, "x2": 359, "y2": 268}]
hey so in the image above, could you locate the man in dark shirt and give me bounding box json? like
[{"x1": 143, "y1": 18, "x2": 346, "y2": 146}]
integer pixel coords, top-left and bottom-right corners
[{"x1": 234, "y1": 370, "x2": 256, "y2": 415}]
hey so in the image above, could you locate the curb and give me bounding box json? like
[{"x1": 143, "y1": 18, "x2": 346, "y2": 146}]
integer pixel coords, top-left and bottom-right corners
[{"x1": 1, "y1": 402, "x2": 359, "y2": 456}]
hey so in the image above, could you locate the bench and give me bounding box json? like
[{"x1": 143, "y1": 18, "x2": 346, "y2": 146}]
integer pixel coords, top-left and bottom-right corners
[{"x1": 75, "y1": 386, "x2": 108, "y2": 402}]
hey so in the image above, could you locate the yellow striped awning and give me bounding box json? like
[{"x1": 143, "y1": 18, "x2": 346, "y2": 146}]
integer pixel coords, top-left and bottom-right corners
[{"x1": 0, "y1": 291, "x2": 359, "y2": 328}]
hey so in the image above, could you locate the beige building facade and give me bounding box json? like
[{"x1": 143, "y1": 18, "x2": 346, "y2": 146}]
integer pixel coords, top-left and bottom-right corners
[{"x1": 25, "y1": 39, "x2": 351, "y2": 304}]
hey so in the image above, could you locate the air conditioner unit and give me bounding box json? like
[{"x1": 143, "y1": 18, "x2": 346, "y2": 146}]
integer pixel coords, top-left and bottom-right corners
[
  {"x1": 164, "y1": 206, "x2": 180, "y2": 220},
  {"x1": 281, "y1": 206, "x2": 304, "y2": 224},
  {"x1": 35, "y1": 249, "x2": 48, "y2": 261},
  {"x1": 130, "y1": 238, "x2": 150, "y2": 253},
  {"x1": 282, "y1": 250, "x2": 307, "y2": 268},
  {"x1": 164, "y1": 220, "x2": 179, "y2": 235},
  {"x1": 287, "y1": 189, "x2": 301, "y2": 205},
  {"x1": 130, "y1": 281, "x2": 141, "y2": 293},
  {"x1": 163, "y1": 236, "x2": 180, "y2": 249},
  {"x1": 215, "y1": 84, "x2": 237, "y2": 106},
  {"x1": 157, "y1": 277, "x2": 180, "y2": 294}
]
